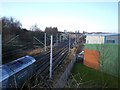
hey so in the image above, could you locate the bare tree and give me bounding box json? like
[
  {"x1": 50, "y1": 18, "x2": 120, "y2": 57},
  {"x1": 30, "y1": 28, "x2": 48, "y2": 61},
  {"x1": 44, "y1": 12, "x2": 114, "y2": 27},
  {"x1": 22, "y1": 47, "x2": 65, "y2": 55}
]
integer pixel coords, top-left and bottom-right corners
[
  {"x1": 30, "y1": 24, "x2": 42, "y2": 31},
  {"x1": 1, "y1": 16, "x2": 22, "y2": 43},
  {"x1": 1, "y1": 16, "x2": 22, "y2": 30}
]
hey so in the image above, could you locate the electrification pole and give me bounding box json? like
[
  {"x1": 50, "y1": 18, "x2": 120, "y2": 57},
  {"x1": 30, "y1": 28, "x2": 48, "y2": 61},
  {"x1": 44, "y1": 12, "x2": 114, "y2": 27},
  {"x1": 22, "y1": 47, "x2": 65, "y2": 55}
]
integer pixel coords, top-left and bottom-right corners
[
  {"x1": 0, "y1": 34, "x2": 1, "y2": 65},
  {"x1": 75, "y1": 31, "x2": 77, "y2": 45},
  {"x1": 50, "y1": 35, "x2": 53, "y2": 79},
  {"x1": 44, "y1": 33, "x2": 46, "y2": 52},
  {"x1": 69, "y1": 34, "x2": 70, "y2": 52},
  {"x1": 56, "y1": 33, "x2": 58, "y2": 46},
  {"x1": 60, "y1": 35, "x2": 61, "y2": 43}
]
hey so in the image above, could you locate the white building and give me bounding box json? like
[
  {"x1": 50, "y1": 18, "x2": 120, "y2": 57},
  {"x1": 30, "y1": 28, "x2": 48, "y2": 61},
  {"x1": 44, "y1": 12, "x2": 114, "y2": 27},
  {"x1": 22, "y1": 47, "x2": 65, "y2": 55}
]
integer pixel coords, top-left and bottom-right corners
[{"x1": 86, "y1": 34, "x2": 120, "y2": 44}]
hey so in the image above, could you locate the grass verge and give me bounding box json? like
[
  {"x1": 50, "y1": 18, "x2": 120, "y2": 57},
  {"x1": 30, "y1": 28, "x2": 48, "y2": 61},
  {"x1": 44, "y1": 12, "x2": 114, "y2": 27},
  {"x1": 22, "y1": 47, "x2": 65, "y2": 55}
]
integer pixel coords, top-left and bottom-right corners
[{"x1": 66, "y1": 63, "x2": 119, "y2": 88}]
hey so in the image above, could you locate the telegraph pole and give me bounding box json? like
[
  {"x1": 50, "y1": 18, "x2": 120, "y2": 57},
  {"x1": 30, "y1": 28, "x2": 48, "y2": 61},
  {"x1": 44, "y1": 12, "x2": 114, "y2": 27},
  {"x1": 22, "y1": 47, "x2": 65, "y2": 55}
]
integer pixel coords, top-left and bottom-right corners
[
  {"x1": 50, "y1": 35, "x2": 53, "y2": 79},
  {"x1": 0, "y1": 34, "x2": 1, "y2": 65},
  {"x1": 44, "y1": 33, "x2": 46, "y2": 52}
]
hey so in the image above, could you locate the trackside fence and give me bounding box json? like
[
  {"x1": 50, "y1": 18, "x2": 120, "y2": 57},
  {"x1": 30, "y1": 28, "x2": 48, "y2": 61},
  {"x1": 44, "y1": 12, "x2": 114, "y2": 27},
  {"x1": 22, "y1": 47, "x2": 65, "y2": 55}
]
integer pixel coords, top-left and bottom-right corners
[{"x1": 54, "y1": 54, "x2": 76, "y2": 88}]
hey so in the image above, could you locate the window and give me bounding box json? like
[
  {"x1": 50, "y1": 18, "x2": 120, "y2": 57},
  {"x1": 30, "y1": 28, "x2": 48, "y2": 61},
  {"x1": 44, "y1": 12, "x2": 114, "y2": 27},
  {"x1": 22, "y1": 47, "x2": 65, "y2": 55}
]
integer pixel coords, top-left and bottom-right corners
[{"x1": 106, "y1": 40, "x2": 115, "y2": 43}]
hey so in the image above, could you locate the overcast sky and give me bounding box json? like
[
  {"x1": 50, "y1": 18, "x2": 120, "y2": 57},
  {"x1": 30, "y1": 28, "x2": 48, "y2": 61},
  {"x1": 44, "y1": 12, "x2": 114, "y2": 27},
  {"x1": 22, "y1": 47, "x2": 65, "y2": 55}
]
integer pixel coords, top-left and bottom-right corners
[{"x1": 1, "y1": 1, "x2": 118, "y2": 33}]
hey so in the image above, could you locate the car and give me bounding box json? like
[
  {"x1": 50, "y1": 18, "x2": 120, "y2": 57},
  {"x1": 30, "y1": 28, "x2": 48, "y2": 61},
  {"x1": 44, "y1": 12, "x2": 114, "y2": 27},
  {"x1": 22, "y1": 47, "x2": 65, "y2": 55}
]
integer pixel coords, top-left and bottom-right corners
[
  {"x1": 77, "y1": 51, "x2": 84, "y2": 57},
  {"x1": 76, "y1": 51, "x2": 84, "y2": 63}
]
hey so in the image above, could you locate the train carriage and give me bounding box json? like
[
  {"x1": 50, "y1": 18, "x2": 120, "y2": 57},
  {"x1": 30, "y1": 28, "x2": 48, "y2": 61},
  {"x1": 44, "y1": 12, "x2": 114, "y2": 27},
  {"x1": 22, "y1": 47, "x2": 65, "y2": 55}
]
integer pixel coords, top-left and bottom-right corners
[{"x1": 0, "y1": 56, "x2": 36, "y2": 89}]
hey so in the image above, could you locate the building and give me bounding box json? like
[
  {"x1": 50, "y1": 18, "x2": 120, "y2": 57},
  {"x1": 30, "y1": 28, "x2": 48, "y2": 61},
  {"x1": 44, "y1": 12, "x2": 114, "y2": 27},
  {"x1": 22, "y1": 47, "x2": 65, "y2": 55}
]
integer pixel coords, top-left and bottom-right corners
[{"x1": 86, "y1": 34, "x2": 120, "y2": 44}]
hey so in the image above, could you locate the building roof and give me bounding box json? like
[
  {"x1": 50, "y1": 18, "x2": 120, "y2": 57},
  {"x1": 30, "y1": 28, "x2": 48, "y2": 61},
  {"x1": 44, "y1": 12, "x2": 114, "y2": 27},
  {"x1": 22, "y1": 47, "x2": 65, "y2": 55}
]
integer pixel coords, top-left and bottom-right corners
[{"x1": 85, "y1": 33, "x2": 120, "y2": 36}]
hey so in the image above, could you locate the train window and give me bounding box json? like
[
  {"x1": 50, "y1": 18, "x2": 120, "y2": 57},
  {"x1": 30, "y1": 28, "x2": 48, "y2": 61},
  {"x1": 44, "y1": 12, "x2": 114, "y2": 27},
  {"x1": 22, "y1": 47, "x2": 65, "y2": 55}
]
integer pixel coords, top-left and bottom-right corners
[
  {"x1": 10, "y1": 61, "x2": 20, "y2": 65},
  {"x1": 5, "y1": 56, "x2": 35, "y2": 73},
  {"x1": 18, "y1": 60, "x2": 24, "y2": 64}
]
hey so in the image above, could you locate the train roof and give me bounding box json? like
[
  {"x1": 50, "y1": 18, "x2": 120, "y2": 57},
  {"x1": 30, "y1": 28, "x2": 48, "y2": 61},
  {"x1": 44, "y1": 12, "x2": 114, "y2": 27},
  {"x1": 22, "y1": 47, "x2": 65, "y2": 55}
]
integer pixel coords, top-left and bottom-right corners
[
  {"x1": 6, "y1": 56, "x2": 36, "y2": 74},
  {"x1": 0, "y1": 56, "x2": 36, "y2": 82}
]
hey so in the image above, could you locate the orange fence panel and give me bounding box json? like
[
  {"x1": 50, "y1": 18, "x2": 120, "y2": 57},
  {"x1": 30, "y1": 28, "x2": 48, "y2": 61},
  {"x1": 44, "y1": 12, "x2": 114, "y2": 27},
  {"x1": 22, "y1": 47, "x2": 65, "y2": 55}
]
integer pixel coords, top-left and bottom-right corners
[{"x1": 84, "y1": 49, "x2": 99, "y2": 70}]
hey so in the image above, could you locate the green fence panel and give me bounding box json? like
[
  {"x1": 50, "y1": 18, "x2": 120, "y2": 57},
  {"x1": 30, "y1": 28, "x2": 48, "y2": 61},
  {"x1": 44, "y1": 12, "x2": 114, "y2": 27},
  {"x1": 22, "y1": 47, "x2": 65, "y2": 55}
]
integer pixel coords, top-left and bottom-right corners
[{"x1": 84, "y1": 44, "x2": 119, "y2": 77}]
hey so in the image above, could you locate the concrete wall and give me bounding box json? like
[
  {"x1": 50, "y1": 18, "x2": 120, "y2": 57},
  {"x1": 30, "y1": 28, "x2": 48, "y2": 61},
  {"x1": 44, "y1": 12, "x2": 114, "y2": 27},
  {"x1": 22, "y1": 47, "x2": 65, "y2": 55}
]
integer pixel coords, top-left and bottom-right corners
[{"x1": 54, "y1": 54, "x2": 76, "y2": 88}]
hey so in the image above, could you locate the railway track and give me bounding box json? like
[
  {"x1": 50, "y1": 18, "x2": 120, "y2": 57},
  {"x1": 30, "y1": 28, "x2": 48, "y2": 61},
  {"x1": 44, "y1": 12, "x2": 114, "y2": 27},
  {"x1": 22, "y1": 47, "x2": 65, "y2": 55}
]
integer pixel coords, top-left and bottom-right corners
[
  {"x1": 22, "y1": 44, "x2": 69, "y2": 88},
  {"x1": 1, "y1": 42, "x2": 70, "y2": 89},
  {"x1": 35, "y1": 45, "x2": 68, "y2": 72},
  {"x1": 37, "y1": 46, "x2": 68, "y2": 75}
]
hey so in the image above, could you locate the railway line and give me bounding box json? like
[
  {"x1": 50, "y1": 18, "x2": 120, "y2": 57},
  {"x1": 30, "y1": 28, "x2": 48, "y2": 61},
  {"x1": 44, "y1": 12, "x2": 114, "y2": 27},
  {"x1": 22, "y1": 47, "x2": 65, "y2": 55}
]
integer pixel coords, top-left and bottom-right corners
[
  {"x1": 36, "y1": 46, "x2": 68, "y2": 75},
  {"x1": 0, "y1": 41, "x2": 71, "y2": 89},
  {"x1": 35, "y1": 45, "x2": 68, "y2": 72}
]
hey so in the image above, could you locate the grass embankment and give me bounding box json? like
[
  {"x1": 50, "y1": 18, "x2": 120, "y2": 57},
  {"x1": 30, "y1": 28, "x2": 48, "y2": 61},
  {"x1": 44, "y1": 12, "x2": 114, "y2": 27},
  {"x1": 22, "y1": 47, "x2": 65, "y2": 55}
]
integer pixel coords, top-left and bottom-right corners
[
  {"x1": 2, "y1": 47, "x2": 44, "y2": 64},
  {"x1": 67, "y1": 63, "x2": 119, "y2": 88},
  {"x1": 26, "y1": 48, "x2": 43, "y2": 56}
]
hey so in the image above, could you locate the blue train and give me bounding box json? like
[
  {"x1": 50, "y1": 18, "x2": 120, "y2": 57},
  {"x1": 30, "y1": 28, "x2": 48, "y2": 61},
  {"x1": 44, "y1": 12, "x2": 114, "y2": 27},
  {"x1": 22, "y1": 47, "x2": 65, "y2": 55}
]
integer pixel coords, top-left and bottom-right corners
[{"x1": 0, "y1": 56, "x2": 36, "y2": 89}]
